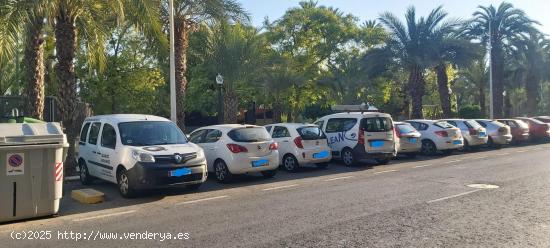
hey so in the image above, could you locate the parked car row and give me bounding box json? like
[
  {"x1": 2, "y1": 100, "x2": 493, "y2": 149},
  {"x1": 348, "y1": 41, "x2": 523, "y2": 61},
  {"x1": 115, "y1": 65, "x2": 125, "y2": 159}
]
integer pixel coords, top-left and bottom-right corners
[{"x1": 75, "y1": 113, "x2": 549, "y2": 198}]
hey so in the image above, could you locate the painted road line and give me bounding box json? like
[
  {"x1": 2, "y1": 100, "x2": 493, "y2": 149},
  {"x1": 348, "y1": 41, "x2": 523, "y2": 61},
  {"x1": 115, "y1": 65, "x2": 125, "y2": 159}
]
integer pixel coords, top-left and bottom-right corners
[
  {"x1": 175, "y1": 195, "x2": 229, "y2": 206},
  {"x1": 495, "y1": 152, "x2": 510, "y2": 156},
  {"x1": 262, "y1": 184, "x2": 299, "y2": 191},
  {"x1": 531, "y1": 147, "x2": 542, "y2": 151},
  {"x1": 443, "y1": 160, "x2": 462, "y2": 164},
  {"x1": 427, "y1": 189, "x2": 482, "y2": 204},
  {"x1": 515, "y1": 150, "x2": 529, "y2": 153},
  {"x1": 473, "y1": 156, "x2": 488, "y2": 160},
  {"x1": 324, "y1": 176, "x2": 354, "y2": 181},
  {"x1": 374, "y1": 169, "x2": 398, "y2": 174},
  {"x1": 73, "y1": 210, "x2": 137, "y2": 222},
  {"x1": 413, "y1": 164, "x2": 433, "y2": 168}
]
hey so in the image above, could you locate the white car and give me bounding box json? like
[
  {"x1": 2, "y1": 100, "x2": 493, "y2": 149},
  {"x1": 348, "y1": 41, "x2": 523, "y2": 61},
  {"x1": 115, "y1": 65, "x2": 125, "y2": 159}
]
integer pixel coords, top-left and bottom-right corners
[
  {"x1": 315, "y1": 112, "x2": 397, "y2": 166},
  {"x1": 405, "y1": 120, "x2": 464, "y2": 155},
  {"x1": 76, "y1": 115, "x2": 207, "y2": 198},
  {"x1": 441, "y1": 119, "x2": 488, "y2": 150},
  {"x1": 264, "y1": 123, "x2": 332, "y2": 172},
  {"x1": 188, "y1": 124, "x2": 279, "y2": 182},
  {"x1": 394, "y1": 122, "x2": 422, "y2": 157},
  {"x1": 475, "y1": 119, "x2": 513, "y2": 147}
]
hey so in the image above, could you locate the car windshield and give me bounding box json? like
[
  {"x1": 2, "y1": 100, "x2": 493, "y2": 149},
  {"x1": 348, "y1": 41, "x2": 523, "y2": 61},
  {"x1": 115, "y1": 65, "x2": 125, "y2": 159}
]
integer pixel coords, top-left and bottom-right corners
[
  {"x1": 434, "y1": 121, "x2": 455, "y2": 129},
  {"x1": 118, "y1": 121, "x2": 188, "y2": 146},
  {"x1": 297, "y1": 126, "x2": 326, "y2": 140},
  {"x1": 396, "y1": 124, "x2": 416, "y2": 134},
  {"x1": 227, "y1": 127, "x2": 271, "y2": 142}
]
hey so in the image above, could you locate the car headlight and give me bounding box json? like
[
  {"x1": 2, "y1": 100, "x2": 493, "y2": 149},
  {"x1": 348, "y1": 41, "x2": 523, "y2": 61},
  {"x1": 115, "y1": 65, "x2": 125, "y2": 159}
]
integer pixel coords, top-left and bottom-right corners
[{"x1": 132, "y1": 150, "x2": 155, "y2": 163}]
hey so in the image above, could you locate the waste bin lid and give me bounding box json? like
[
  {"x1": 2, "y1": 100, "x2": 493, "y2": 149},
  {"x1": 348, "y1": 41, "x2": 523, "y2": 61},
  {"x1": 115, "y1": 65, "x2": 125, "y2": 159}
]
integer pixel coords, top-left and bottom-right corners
[{"x1": 0, "y1": 122, "x2": 67, "y2": 146}]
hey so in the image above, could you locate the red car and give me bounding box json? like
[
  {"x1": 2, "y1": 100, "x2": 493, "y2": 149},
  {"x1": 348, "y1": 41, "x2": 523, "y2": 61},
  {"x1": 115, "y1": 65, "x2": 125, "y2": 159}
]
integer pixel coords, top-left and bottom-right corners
[
  {"x1": 497, "y1": 119, "x2": 530, "y2": 143},
  {"x1": 515, "y1": 117, "x2": 550, "y2": 141}
]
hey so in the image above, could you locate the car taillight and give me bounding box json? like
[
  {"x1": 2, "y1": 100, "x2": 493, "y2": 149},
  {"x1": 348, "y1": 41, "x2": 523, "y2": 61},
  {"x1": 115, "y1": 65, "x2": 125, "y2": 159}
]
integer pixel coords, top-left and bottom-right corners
[
  {"x1": 293, "y1": 137, "x2": 304, "y2": 148},
  {"x1": 269, "y1": 142, "x2": 278, "y2": 150},
  {"x1": 227, "y1": 144, "x2": 248, "y2": 153},
  {"x1": 469, "y1": 128, "x2": 478, "y2": 135},
  {"x1": 395, "y1": 127, "x2": 402, "y2": 138},
  {"x1": 498, "y1": 127, "x2": 507, "y2": 133},
  {"x1": 435, "y1": 130, "x2": 448, "y2": 137},
  {"x1": 358, "y1": 128, "x2": 365, "y2": 144}
]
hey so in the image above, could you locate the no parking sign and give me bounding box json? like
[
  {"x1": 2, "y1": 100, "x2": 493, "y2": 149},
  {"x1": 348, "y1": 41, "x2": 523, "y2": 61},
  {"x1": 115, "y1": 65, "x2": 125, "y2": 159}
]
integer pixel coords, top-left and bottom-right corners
[{"x1": 6, "y1": 153, "x2": 24, "y2": 176}]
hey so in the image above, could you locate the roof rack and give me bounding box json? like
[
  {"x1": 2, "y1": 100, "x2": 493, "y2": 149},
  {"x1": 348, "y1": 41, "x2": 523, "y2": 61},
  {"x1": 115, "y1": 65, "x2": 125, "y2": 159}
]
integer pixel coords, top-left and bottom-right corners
[{"x1": 331, "y1": 103, "x2": 381, "y2": 113}]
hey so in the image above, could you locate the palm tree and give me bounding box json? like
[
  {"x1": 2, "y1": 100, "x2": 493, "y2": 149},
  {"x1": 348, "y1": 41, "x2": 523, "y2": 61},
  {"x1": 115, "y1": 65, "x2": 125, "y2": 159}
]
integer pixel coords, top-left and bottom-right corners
[
  {"x1": 379, "y1": 6, "x2": 451, "y2": 118},
  {"x1": 461, "y1": 60, "x2": 489, "y2": 116},
  {"x1": 162, "y1": 0, "x2": 248, "y2": 130},
  {"x1": 467, "y1": 2, "x2": 535, "y2": 118},
  {"x1": 509, "y1": 31, "x2": 549, "y2": 115}
]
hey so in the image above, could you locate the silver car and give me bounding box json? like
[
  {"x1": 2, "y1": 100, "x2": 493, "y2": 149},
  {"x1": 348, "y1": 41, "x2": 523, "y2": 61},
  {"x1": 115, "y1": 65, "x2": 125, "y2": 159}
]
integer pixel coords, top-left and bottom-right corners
[
  {"x1": 442, "y1": 119, "x2": 488, "y2": 150},
  {"x1": 475, "y1": 119, "x2": 512, "y2": 147}
]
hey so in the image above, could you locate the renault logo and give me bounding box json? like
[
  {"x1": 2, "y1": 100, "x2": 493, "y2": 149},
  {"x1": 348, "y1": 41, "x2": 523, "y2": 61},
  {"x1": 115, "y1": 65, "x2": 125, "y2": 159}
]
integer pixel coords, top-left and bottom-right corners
[{"x1": 174, "y1": 154, "x2": 183, "y2": 163}]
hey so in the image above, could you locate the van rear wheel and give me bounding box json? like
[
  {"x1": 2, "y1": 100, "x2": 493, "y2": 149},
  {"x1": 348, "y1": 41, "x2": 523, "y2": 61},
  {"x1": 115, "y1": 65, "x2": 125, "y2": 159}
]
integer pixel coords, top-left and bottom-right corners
[
  {"x1": 341, "y1": 148, "x2": 356, "y2": 167},
  {"x1": 79, "y1": 160, "x2": 93, "y2": 185}
]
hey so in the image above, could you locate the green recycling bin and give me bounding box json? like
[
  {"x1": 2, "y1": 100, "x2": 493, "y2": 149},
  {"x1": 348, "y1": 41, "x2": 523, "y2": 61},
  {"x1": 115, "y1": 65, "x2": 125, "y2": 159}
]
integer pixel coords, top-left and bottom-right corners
[{"x1": 0, "y1": 122, "x2": 69, "y2": 223}]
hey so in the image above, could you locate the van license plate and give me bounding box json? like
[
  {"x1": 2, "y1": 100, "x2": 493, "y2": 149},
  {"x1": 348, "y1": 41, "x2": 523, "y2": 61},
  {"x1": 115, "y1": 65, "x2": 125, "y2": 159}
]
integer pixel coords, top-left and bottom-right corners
[
  {"x1": 479, "y1": 132, "x2": 486, "y2": 137},
  {"x1": 252, "y1": 159, "x2": 269, "y2": 167},
  {"x1": 313, "y1": 150, "x2": 329, "y2": 159},
  {"x1": 408, "y1": 138, "x2": 417, "y2": 144},
  {"x1": 453, "y1": 140, "x2": 462, "y2": 145},
  {"x1": 370, "y1": 141, "x2": 384, "y2": 148},
  {"x1": 170, "y1": 168, "x2": 192, "y2": 177}
]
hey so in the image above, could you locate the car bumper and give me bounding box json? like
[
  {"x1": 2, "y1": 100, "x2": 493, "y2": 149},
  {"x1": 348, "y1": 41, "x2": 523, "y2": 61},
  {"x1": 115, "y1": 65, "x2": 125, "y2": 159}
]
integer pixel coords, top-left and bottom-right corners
[
  {"x1": 127, "y1": 162, "x2": 207, "y2": 190},
  {"x1": 491, "y1": 134, "x2": 512, "y2": 145},
  {"x1": 296, "y1": 149, "x2": 332, "y2": 165},
  {"x1": 352, "y1": 144, "x2": 395, "y2": 160},
  {"x1": 467, "y1": 136, "x2": 488, "y2": 146},
  {"x1": 227, "y1": 153, "x2": 279, "y2": 174},
  {"x1": 436, "y1": 139, "x2": 464, "y2": 150},
  {"x1": 398, "y1": 140, "x2": 422, "y2": 153}
]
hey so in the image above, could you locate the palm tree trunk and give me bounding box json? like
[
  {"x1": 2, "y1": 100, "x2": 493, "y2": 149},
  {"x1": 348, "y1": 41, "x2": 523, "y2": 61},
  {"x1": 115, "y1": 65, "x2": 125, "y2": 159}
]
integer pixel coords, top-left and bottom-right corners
[
  {"x1": 408, "y1": 66, "x2": 425, "y2": 119},
  {"x1": 435, "y1": 64, "x2": 452, "y2": 118},
  {"x1": 55, "y1": 11, "x2": 78, "y2": 170},
  {"x1": 23, "y1": 16, "x2": 45, "y2": 120},
  {"x1": 174, "y1": 18, "x2": 190, "y2": 131},
  {"x1": 491, "y1": 43, "x2": 504, "y2": 118},
  {"x1": 223, "y1": 89, "x2": 238, "y2": 123},
  {"x1": 525, "y1": 73, "x2": 539, "y2": 116},
  {"x1": 478, "y1": 79, "x2": 486, "y2": 117}
]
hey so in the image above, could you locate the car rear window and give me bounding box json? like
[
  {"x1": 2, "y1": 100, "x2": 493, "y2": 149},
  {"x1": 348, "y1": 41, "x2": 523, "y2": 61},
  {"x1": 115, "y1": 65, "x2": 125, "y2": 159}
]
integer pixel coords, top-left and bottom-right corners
[
  {"x1": 465, "y1": 120, "x2": 482, "y2": 129},
  {"x1": 361, "y1": 117, "x2": 393, "y2": 132},
  {"x1": 396, "y1": 124, "x2": 416, "y2": 134},
  {"x1": 297, "y1": 126, "x2": 326, "y2": 140},
  {"x1": 434, "y1": 121, "x2": 455, "y2": 129},
  {"x1": 227, "y1": 127, "x2": 271, "y2": 142},
  {"x1": 516, "y1": 120, "x2": 529, "y2": 128}
]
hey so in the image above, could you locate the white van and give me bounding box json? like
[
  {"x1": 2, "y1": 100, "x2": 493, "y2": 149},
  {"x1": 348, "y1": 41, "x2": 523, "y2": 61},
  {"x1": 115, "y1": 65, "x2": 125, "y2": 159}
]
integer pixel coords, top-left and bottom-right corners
[
  {"x1": 315, "y1": 112, "x2": 397, "y2": 166},
  {"x1": 76, "y1": 114, "x2": 207, "y2": 198}
]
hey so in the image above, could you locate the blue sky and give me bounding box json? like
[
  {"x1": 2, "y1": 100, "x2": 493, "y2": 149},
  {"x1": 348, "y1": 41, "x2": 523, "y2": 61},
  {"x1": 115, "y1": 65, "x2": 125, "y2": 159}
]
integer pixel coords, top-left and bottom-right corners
[{"x1": 239, "y1": 0, "x2": 550, "y2": 34}]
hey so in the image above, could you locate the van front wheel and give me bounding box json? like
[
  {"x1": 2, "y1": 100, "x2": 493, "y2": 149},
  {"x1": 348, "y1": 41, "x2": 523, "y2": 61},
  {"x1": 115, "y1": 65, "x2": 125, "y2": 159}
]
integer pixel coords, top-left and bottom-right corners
[{"x1": 117, "y1": 168, "x2": 136, "y2": 198}]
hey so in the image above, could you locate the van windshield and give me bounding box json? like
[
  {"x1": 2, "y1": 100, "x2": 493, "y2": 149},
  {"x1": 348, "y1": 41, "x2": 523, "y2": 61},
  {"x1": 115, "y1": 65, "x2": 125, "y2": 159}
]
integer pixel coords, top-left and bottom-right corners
[
  {"x1": 361, "y1": 117, "x2": 393, "y2": 132},
  {"x1": 118, "y1": 121, "x2": 188, "y2": 146}
]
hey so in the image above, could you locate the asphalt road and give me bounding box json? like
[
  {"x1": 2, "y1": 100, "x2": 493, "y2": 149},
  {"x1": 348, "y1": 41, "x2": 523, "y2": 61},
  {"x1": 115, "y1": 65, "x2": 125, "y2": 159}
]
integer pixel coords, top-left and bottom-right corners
[{"x1": 2, "y1": 143, "x2": 550, "y2": 247}]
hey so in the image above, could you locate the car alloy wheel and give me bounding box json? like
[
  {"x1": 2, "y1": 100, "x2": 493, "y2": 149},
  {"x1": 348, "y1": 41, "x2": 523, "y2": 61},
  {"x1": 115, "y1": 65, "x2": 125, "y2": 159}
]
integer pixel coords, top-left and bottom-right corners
[
  {"x1": 422, "y1": 140, "x2": 437, "y2": 156},
  {"x1": 283, "y1": 155, "x2": 298, "y2": 171},
  {"x1": 215, "y1": 161, "x2": 227, "y2": 181},
  {"x1": 118, "y1": 172, "x2": 129, "y2": 196},
  {"x1": 342, "y1": 149, "x2": 354, "y2": 166},
  {"x1": 80, "y1": 163, "x2": 88, "y2": 182}
]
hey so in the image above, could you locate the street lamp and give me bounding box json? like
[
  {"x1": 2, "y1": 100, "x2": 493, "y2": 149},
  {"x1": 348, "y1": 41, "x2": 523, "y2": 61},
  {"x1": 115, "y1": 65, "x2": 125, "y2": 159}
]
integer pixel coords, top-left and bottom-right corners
[
  {"x1": 216, "y1": 74, "x2": 224, "y2": 124},
  {"x1": 169, "y1": 0, "x2": 177, "y2": 123}
]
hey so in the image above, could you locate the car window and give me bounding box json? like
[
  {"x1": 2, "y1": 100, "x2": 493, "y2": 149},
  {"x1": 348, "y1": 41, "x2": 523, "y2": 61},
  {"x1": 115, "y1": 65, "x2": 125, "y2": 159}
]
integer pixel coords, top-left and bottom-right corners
[
  {"x1": 476, "y1": 120, "x2": 487, "y2": 128},
  {"x1": 204, "y1": 129, "x2": 222, "y2": 143},
  {"x1": 272, "y1": 126, "x2": 291, "y2": 138},
  {"x1": 80, "y1": 122, "x2": 91, "y2": 143},
  {"x1": 361, "y1": 117, "x2": 393, "y2": 132},
  {"x1": 88, "y1": 122, "x2": 101, "y2": 145},
  {"x1": 228, "y1": 127, "x2": 271, "y2": 142},
  {"x1": 314, "y1": 120, "x2": 324, "y2": 129},
  {"x1": 396, "y1": 124, "x2": 416, "y2": 134},
  {"x1": 189, "y1": 129, "x2": 206, "y2": 143},
  {"x1": 407, "y1": 122, "x2": 419, "y2": 130},
  {"x1": 446, "y1": 121, "x2": 457, "y2": 127},
  {"x1": 434, "y1": 121, "x2": 455, "y2": 129},
  {"x1": 465, "y1": 120, "x2": 482, "y2": 129},
  {"x1": 100, "y1": 123, "x2": 117, "y2": 149},
  {"x1": 297, "y1": 126, "x2": 326, "y2": 140},
  {"x1": 325, "y1": 118, "x2": 357, "y2": 133},
  {"x1": 265, "y1": 126, "x2": 272, "y2": 133},
  {"x1": 118, "y1": 121, "x2": 188, "y2": 146},
  {"x1": 516, "y1": 120, "x2": 529, "y2": 128}
]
